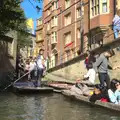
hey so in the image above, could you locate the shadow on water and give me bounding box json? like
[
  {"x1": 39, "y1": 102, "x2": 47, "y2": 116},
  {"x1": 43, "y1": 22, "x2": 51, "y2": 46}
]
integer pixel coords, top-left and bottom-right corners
[{"x1": 0, "y1": 92, "x2": 120, "y2": 120}]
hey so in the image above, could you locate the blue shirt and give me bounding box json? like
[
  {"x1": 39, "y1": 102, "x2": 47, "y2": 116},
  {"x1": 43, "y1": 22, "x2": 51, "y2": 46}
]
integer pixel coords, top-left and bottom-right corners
[
  {"x1": 108, "y1": 89, "x2": 120, "y2": 104},
  {"x1": 113, "y1": 15, "x2": 120, "y2": 27}
]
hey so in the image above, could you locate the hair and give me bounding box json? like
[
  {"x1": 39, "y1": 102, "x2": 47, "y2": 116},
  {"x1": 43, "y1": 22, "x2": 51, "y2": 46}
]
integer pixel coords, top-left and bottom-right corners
[
  {"x1": 39, "y1": 49, "x2": 44, "y2": 52},
  {"x1": 87, "y1": 63, "x2": 93, "y2": 69},
  {"x1": 95, "y1": 84, "x2": 104, "y2": 90},
  {"x1": 117, "y1": 9, "x2": 120, "y2": 16},
  {"x1": 110, "y1": 79, "x2": 120, "y2": 92},
  {"x1": 95, "y1": 84, "x2": 107, "y2": 93}
]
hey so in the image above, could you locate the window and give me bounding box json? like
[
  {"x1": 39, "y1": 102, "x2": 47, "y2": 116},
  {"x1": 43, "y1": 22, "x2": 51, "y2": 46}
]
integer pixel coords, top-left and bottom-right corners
[
  {"x1": 51, "y1": 16, "x2": 58, "y2": 27},
  {"x1": 77, "y1": 7, "x2": 83, "y2": 18},
  {"x1": 47, "y1": 8, "x2": 51, "y2": 16},
  {"x1": 65, "y1": 0, "x2": 70, "y2": 9},
  {"x1": 102, "y1": 0, "x2": 107, "y2": 13},
  {"x1": 91, "y1": 0, "x2": 100, "y2": 16},
  {"x1": 51, "y1": 32, "x2": 57, "y2": 43},
  {"x1": 77, "y1": 29, "x2": 81, "y2": 38},
  {"x1": 64, "y1": 13, "x2": 71, "y2": 26},
  {"x1": 52, "y1": 1, "x2": 58, "y2": 11},
  {"x1": 37, "y1": 34, "x2": 42, "y2": 41},
  {"x1": 64, "y1": 32, "x2": 71, "y2": 45},
  {"x1": 90, "y1": 0, "x2": 108, "y2": 17},
  {"x1": 47, "y1": 21, "x2": 50, "y2": 31},
  {"x1": 37, "y1": 19, "x2": 42, "y2": 26}
]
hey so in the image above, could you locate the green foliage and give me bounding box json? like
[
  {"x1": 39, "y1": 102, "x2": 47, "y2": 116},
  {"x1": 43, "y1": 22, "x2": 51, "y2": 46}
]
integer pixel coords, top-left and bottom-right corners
[
  {"x1": 0, "y1": 0, "x2": 27, "y2": 36},
  {"x1": 0, "y1": 0, "x2": 33, "y2": 48}
]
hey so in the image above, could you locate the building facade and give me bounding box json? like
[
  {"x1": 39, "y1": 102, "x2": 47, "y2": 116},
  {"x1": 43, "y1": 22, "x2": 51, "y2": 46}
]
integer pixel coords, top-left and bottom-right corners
[
  {"x1": 42, "y1": 0, "x2": 117, "y2": 68},
  {"x1": 36, "y1": 17, "x2": 44, "y2": 56}
]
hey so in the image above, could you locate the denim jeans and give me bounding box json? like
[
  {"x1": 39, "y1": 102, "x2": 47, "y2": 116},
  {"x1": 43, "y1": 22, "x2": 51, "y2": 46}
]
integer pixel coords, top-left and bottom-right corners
[
  {"x1": 113, "y1": 26, "x2": 120, "y2": 39},
  {"x1": 34, "y1": 68, "x2": 43, "y2": 87},
  {"x1": 98, "y1": 73, "x2": 110, "y2": 89}
]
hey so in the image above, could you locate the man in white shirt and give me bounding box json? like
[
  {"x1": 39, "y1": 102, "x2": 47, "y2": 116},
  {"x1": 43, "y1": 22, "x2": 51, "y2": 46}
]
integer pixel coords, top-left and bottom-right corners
[
  {"x1": 81, "y1": 63, "x2": 96, "y2": 85},
  {"x1": 34, "y1": 49, "x2": 45, "y2": 87}
]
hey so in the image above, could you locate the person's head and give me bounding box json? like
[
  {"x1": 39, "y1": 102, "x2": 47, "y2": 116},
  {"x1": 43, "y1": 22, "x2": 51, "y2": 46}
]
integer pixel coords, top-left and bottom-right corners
[
  {"x1": 110, "y1": 79, "x2": 120, "y2": 92},
  {"x1": 87, "y1": 63, "x2": 93, "y2": 69},
  {"x1": 29, "y1": 56, "x2": 33, "y2": 61},
  {"x1": 26, "y1": 59, "x2": 30, "y2": 65},
  {"x1": 39, "y1": 49, "x2": 44, "y2": 55},
  {"x1": 116, "y1": 9, "x2": 120, "y2": 16},
  {"x1": 94, "y1": 84, "x2": 105, "y2": 95},
  {"x1": 104, "y1": 51, "x2": 111, "y2": 58}
]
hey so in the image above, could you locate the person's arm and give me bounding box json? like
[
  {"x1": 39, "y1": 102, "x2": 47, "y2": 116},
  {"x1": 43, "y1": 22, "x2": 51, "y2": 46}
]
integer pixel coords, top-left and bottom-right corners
[
  {"x1": 108, "y1": 89, "x2": 117, "y2": 103},
  {"x1": 84, "y1": 70, "x2": 90, "y2": 78},
  {"x1": 95, "y1": 54, "x2": 103, "y2": 67},
  {"x1": 108, "y1": 59, "x2": 113, "y2": 70}
]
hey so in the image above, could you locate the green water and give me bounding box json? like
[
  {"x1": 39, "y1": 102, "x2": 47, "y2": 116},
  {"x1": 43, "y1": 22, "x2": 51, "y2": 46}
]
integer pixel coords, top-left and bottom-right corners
[{"x1": 0, "y1": 92, "x2": 120, "y2": 120}]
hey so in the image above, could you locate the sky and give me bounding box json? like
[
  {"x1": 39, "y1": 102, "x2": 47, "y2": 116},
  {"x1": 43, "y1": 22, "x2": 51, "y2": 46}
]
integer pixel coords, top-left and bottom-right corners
[{"x1": 21, "y1": 0, "x2": 43, "y2": 31}]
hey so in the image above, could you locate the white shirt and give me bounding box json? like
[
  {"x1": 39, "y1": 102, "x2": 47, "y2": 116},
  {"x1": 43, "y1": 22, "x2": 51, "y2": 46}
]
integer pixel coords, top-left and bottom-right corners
[
  {"x1": 29, "y1": 62, "x2": 35, "y2": 71},
  {"x1": 37, "y1": 55, "x2": 44, "y2": 69},
  {"x1": 84, "y1": 68, "x2": 96, "y2": 84}
]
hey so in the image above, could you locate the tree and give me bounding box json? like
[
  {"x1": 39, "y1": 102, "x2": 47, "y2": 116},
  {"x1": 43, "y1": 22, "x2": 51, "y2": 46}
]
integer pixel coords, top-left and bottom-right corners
[
  {"x1": 0, "y1": 0, "x2": 33, "y2": 49},
  {"x1": 0, "y1": 0, "x2": 27, "y2": 36}
]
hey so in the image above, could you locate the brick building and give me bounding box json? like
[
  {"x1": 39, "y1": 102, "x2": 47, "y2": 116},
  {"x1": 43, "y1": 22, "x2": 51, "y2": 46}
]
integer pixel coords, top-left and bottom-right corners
[
  {"x1": 37, "y1": 0, "x2": 118, "y2": 68},
  {"x1": 36, "y1": 17, "x2": 44, "y2": 56}
]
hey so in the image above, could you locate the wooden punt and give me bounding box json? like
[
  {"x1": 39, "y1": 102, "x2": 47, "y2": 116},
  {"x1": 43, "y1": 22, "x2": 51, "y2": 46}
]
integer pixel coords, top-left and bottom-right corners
[
  {"x1": 62, "y1": 90, "x2": 120, "y2": 112},
  {"x1": 13, "y1": 82, "x2": 53, "y2": 93},
  {"x1": 48, "y1": 82, "x2": 73, "y2": 90}
]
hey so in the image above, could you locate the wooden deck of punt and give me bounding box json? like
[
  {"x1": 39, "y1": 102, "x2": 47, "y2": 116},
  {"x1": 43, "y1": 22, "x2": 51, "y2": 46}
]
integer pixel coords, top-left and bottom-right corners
[{"x1": 62, "y1": 90, "x2": 120, "y2": 112}]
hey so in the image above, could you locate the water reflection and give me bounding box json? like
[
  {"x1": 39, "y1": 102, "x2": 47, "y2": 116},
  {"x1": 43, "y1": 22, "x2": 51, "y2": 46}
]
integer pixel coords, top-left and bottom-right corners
[{"x1": 0, "y1": 92, "x2": 119, "y2": 120}]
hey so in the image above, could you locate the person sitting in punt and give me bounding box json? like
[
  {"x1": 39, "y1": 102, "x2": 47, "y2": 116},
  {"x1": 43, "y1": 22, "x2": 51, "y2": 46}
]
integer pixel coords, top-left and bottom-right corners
[
  {"x1": 108, "y1": 79, "x2": 120, "y2": 104},
  {"x1": 70, "y1": 80, "x2": 91, "y2": 96},
  {"x1": 89, "y1": 84, "x2": 109, "y2": 103},
  {"x1": 80, "y1": 63, "x2": 96, "y2": 86}
]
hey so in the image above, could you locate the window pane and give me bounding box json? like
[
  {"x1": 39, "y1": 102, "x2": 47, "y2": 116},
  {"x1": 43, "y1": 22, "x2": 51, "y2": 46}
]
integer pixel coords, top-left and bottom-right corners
[
  {"x1": 102, "y1": 0, "x2": 107, "y2": 3},
  {"x1": 92, "y1": 0, "x2": 94, "y2": 7},
  {"x1": 102, "y1": 3, "x2": 107, "y2": 13}
]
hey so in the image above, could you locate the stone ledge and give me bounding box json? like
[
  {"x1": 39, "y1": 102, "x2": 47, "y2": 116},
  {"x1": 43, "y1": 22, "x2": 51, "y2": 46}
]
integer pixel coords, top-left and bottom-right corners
[{"x1": 45, "y1": 73, "x2": 76, "y2": 84}]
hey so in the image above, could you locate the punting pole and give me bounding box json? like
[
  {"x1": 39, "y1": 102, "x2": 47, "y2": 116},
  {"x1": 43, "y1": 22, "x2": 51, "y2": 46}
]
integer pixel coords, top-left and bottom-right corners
[{"x1": 2, "y1": 71, "x2": 30, "y2": 91}]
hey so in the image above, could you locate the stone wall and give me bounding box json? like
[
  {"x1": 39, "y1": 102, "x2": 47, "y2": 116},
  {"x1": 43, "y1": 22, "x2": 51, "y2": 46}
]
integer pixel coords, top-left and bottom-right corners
[
  {"x1": 48, "y1": 38, "x2": 120, "y2": 82},
  {"x1": 0, "y1": 31, "x2": 17, "y2": 90}
]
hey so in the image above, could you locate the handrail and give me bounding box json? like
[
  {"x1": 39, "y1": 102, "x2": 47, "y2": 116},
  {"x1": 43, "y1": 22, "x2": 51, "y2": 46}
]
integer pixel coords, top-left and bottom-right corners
[{"x1": 2, "y1": 71, "x2": 30, "y2": 91}]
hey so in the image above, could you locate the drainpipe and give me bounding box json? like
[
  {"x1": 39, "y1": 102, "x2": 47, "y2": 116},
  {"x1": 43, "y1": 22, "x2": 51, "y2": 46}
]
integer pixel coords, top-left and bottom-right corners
[
  {"x1": 114, "y1": 0, "x2": 116, "y2": 15},
  {"x1": 88, "y1": 0, "x2": 91, "y2": 49},
  {"x1": 60, "y1": 6, "x2": 62, "y2": 64}
]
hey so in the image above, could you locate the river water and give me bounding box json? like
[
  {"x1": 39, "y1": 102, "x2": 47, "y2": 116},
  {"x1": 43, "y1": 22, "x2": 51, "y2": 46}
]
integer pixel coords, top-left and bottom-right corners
[{"x1": 0, "y1": 92, "x2": 120, "y2": 120}]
